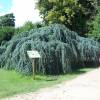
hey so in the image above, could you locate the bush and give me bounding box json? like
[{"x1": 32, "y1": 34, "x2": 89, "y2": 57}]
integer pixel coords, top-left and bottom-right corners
[
  {"x1": 0, "y1": 26, "x2": 14, "y2": 45},
  {"x1": 15, "y1": 21, "x2": 44, "y2": 34},
  {"x1": 0, "y1": 24, "x2": 100, "y2": 75}
]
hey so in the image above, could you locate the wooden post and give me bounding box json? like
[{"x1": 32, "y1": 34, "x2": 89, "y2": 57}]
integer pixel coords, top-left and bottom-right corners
[
  {"x1": 32, "y1": 59, "x2": 35, "y2": 80},
  {"x1": 27, "y1": 50, "x2": 41, "y2": 79}
]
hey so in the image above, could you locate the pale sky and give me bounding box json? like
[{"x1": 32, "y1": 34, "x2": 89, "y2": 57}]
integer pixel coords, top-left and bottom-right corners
[{"x1": 0, "y1": 0, "x2": 42, "y2": 27}]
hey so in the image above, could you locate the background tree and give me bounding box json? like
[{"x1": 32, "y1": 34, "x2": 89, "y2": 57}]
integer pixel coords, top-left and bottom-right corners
[
  {"x1": 88, "y1": 7, "x2": 100, "y2": 41},
  {"x1": 37, "y1": 0, "x2": 97, "y2": 36},
  {"x1": 0, "y1": 13, "x2": 15, "y2": 27},
  {"x1": 15, "y1": 21, "x2": 44, "y2": 34},
  {"x1": 0, "y1": 26, "x2": 14, "y2": 45},
  {"x1": 0, "y1": 13, "x2": 15, "y2": 45}
]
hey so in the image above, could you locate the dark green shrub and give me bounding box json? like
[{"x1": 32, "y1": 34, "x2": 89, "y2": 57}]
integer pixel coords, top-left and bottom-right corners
[
  {"x1": 0, "y1": 24, "x2": 99, "y2": 75},
  {"x1": 0, "y1": 26, "x2": 14, "y2": 45},
  {"x1": 15, "y1": 21, "x2": 44, "y2": 34},
  {"x1": 0, "y1": 13, "x2": 15, "y2": 27}
]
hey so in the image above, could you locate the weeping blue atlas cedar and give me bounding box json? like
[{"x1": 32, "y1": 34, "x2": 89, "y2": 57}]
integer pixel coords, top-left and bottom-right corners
[{"x1": 0, "y1": 24, "x2": 100, "y2": 75}]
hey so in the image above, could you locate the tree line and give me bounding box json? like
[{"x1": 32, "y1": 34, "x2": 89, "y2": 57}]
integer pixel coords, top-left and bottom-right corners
[
  {"x1": 0, "y1": 0, "x2": 100, "y2": 45},
  {"x1": 37, "y1": 0, "x2": 98, "y2": 36}
]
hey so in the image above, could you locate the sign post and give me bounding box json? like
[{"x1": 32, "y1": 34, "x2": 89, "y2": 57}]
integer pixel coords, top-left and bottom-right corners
[
  {"x1": 32, "y1": 59, "x2": 35, "y2": 79},
  {"x1": 27, "y1": 50, "x2": 41, "y2": 79}
]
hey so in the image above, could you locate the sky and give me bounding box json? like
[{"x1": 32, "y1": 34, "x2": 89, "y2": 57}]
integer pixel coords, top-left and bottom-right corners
[
  {"x1": 0, "y1": 0, "x2": 42, "y2": 27},
  {"x1": 0, "y1": 0, "x2": 11, "y2": 14}
]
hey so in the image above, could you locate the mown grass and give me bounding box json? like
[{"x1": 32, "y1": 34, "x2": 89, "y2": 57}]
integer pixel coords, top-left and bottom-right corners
[{"x1": 0, "y1": 68, "x2": 94, "y2": 99}]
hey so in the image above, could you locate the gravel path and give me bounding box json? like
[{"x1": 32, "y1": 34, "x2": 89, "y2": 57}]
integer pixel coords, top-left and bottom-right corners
[{"x1": 2, "y1": 68, "x2": 100, "y2": 100}]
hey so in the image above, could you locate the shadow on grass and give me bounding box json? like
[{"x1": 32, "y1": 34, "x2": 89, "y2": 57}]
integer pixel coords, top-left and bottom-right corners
[
  {"x1": 70, "y1": 70, "x2": 87, "y2": 75},
  {"x1": 35, "y1": 70, "x2": 86, "y2": 81},
  {"x1": 35, "y1": 75, "x2": 58, "y2": 81},
  {"x1": 70, "y1": 67, "x2": 95, "y2": 75},
  {"x1": 35, "y1": 67, "x2": 94, "y2": 81}
]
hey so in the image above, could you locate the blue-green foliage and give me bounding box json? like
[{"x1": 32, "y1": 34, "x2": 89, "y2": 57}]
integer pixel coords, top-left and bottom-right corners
[{"x1": 0, "y1": 24, "x2": 100, "y2": 75}]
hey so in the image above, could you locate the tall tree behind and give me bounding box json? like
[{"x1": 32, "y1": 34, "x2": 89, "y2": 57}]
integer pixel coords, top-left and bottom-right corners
[
  {"x1": 0, "y1": 13, "x2": 15, "y2": 45},
  {"x1": 37, "y1": 0, "x2": 97, "y2": 36},
  {"x1": 88, "y1": 7, "x2": 100, "y2": 41},
  {"x1": 0, "y1": 13, "x2": 15, "y2": 27}
]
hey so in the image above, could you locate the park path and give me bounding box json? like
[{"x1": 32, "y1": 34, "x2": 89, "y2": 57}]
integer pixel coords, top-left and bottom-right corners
[{"x1": 2, "y1": 68, "x2": 100, "y2": 100}]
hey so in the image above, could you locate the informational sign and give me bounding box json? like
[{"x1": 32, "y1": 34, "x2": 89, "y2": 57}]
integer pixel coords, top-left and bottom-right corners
[
  {"x1": 27, "y1": 50, "x2": 41, "y2": 59},
  {"x1": 27, "y1": 50, "x2": 41, "y2": 79}
]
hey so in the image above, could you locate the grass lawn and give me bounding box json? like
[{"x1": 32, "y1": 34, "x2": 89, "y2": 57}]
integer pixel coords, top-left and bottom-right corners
[{"x1": 0, "y1": 68, "x2": 94, "y2": 99}]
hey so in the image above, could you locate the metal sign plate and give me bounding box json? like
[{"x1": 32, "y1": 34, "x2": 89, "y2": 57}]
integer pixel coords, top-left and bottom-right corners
[{"x1": 27, "y1": 50, "x2": 41, "y2": 58}]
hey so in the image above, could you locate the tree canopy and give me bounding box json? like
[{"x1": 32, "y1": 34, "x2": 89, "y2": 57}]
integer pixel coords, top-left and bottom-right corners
[
  {"x1": 15, "y1": 21, "x2": 44, "y2": 34},
  {"x1": 0, "y1": 13, "x2": 15, "y2": 27},
  {"x1": 37, "y1": 0, "x2": 97, "y2": 36},
  {"x1": 88, "y1": 7, "x2": 100, "y2": 41},
  {"x1": 0, "y1": 13, "x2": 15, "y2": 45}
]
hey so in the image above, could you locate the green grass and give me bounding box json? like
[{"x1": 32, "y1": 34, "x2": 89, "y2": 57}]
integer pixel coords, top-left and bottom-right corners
[{"x1": 0, "y1": 68, "x2": 94, "y2": 99}]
